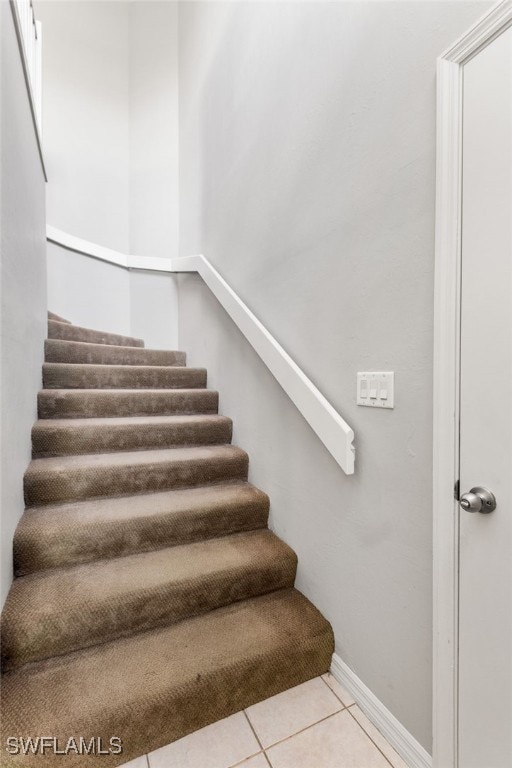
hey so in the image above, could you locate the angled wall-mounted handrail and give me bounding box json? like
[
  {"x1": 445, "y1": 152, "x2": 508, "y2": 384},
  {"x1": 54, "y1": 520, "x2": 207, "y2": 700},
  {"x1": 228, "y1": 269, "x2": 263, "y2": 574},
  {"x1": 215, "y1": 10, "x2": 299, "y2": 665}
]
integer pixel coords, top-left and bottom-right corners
[{"x1": 47, "y1": 226, "x2": 356, "y2": 474}]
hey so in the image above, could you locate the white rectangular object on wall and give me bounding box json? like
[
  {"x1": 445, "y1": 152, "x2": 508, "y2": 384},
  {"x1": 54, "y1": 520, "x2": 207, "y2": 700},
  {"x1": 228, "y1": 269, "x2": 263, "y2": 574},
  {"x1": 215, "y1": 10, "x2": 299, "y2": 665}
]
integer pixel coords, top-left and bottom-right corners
[{"x1": 357, "y1": 372, "x2": 394, "y2": 408}]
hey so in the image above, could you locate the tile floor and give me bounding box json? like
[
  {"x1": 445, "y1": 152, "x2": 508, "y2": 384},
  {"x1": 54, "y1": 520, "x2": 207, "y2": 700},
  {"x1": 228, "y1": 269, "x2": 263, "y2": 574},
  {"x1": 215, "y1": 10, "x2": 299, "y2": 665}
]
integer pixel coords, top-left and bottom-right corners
[{"x1": 120, "y1": 675, "x2": 408, "y2": 768}]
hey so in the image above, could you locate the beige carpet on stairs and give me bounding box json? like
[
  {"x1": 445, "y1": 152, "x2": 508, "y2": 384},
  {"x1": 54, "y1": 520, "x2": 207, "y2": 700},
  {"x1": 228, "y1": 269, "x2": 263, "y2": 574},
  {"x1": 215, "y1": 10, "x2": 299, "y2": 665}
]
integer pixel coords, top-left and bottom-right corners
[{"x1": 0, "y1": 313, "x2": 334, "y2": 767}]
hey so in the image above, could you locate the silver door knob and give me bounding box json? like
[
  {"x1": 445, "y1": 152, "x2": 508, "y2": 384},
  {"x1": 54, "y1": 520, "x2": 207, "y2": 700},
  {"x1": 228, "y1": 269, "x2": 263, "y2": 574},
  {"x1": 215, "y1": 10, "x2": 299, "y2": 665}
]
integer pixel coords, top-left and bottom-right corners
[{"x1": 459, "y1": 486, "x2": 496, "y2": 514}]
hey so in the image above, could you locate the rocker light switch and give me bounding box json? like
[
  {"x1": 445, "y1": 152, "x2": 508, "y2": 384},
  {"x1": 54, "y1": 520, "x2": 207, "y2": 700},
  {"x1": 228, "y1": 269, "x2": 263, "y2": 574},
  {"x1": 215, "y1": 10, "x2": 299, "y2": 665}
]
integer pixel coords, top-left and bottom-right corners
[{"x1": 357, "y1": 372, "x2": 394, "y2": 409}]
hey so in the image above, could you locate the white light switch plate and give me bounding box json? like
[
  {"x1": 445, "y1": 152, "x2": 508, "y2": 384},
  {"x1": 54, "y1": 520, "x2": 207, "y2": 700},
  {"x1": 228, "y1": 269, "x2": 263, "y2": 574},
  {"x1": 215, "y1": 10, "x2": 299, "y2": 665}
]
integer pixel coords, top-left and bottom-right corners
[{"x1": 357, "y1": 372, "x2": 394, "y2": 408}]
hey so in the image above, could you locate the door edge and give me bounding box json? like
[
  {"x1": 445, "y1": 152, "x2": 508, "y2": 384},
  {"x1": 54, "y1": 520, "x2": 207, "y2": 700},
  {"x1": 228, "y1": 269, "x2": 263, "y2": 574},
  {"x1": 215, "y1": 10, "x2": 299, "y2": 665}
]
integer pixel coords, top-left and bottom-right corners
[{"x1": 433, "y1": 4, "x2": 512, "y2": 768}]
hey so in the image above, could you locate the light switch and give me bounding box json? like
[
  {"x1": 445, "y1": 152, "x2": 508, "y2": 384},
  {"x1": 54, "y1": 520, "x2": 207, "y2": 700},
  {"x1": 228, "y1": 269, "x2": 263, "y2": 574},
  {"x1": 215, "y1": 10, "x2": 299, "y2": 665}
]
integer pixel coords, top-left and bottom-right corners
[{"x1": 357, "y1": 372, "x2": 394, "y2": 408}]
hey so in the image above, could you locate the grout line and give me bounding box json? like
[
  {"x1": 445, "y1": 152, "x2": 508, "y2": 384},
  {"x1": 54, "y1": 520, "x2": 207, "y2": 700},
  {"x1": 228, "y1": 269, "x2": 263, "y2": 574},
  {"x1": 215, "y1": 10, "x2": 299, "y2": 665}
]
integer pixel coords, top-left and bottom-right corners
[
  {"x1": 243, "y1": 709, "x2": 265, "y2": 751},
  {"x1": 262, "y1": 751, "x2": 273, "y2": 767},
  {"x1": 229, "y1": 749, "x2": 264, "y2": 768},
  {"x1": 263, "y1": 708, "x2": 343, "y2": 752},
  {"x1": 319, "y1": 673, "x2": 350, "y2": 709},
  {"x1": 145, "y1": 755, "x2": 150, "y2": 768},
  {"x1": 346, "y1": 706, "x2": 397, "y2": 768}
]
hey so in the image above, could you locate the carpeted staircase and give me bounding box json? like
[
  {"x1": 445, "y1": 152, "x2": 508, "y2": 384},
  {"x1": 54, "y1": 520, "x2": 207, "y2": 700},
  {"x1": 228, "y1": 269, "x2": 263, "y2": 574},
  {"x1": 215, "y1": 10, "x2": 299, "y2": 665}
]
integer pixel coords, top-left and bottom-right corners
[{"x1": 0, "y1": 313, "x2": 334, "y2": 766}]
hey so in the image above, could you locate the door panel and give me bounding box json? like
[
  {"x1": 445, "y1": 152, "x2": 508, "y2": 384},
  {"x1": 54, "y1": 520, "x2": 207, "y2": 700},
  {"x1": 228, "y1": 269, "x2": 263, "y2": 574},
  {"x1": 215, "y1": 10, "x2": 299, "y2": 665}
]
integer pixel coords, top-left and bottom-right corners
[{"x1": 458, "y1": 26, "x2": 512, "y2": 768}]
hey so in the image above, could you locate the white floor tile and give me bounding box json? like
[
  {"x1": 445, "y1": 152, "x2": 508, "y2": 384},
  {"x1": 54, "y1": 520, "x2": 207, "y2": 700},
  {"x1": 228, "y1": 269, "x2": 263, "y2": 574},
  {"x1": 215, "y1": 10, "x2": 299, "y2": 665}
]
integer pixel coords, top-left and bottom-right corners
[
  {"x1": 266, "y1": 710, "x2": 391, "y2": 768},
  {"x1": 148, "y1": 712, "x2": 260, "y2": 768},
  {"x1": 349, "y1": 706, "x2": 408, "y2": 768},
  {"x1": 245, "y1": 677, "x2": 342, "y2": 748},
  {"x1": 118, "y1": 757, "x2": 148, "y2": 768},
  {"x1": 322, "y1": 672, "x2": 356, "y2": 707}
]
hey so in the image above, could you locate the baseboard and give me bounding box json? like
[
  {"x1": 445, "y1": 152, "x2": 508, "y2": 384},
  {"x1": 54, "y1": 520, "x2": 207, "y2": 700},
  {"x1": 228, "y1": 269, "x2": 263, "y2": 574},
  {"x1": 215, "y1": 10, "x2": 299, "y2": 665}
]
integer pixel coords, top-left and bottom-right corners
[{"x1": 330, "y1": 653, "x2": 432, "y2": 768}]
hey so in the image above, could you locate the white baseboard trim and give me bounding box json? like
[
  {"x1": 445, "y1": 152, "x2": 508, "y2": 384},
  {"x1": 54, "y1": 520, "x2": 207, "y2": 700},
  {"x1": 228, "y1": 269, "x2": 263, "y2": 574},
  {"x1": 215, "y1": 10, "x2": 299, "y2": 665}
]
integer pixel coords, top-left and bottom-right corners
[{"x1": 330, "y1": 653, "x2": 432, "y2": 768}]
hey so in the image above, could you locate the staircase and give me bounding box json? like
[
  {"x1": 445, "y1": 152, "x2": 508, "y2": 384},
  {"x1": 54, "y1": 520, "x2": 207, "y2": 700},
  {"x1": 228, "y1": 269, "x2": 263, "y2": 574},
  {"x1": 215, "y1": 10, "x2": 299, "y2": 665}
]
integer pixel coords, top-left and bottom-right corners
[{"x1": 1, "y1": 313, "x2": 334, "y2": 766}]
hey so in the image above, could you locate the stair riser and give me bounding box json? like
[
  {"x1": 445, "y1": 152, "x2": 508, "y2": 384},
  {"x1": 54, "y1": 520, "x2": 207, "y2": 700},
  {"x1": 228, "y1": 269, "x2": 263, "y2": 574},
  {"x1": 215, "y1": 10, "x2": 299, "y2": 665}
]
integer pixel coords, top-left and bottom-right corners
[
  {"x1": 45, "y1": 340, "x2": 186, "y2": 367},
  {"x1": 38, "y1": 390, "x2": 218, "y2": 419},
  {"x1": 48, "y1": 320, "x2": 144, "y2": 348},
  {"x1": 2, "y1": 560, "x2": 297, "y2": 670},
  {"x1": 32, "y1": 418, "x2": 233, "y2": 458},
  {"x1": 24, "y1": 453, "x2": 249, "y2": 506},
  {"x1": 43, "y1": 363, "x2": 207, "y2": 389},
  {"x1": 14, "y1": 491, "x2": 270, "y2": 575}
]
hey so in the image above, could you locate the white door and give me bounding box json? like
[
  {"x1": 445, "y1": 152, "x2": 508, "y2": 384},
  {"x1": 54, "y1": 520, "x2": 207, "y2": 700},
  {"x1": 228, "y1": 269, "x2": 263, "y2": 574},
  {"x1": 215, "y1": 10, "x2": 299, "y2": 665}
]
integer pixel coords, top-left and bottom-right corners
[{"x1": 458, "y1": 25, "x2": 512, "y2": 768}]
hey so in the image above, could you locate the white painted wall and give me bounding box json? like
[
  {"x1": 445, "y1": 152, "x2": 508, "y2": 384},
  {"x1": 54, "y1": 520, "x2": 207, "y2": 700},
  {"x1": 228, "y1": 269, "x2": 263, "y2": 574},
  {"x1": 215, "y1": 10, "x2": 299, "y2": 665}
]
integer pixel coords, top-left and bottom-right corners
[
  {"x1": 37, "y1": 0, "x2": 179, "y2": 347},
  {"x1": 130, "y1": 270, "x2": 179, "y2": 350},
  {"x1": 178, "y1": 0, "x2": 492, "y2": 751},
  {"x1": 129, "y1": 1, "x2": 179, "y2": 261},
  {"x1": 46, "y1": 242, "x2": 179, "y2": 349},
  {"x1": 46, "y1": 242, "x2": 131, "y2": 336},
  {"x1": 1, "y1": 2, "x2": 47, "y2": 607},
  {"x1": 38, "y1": 0, "x2": 131, "y2": 253}
]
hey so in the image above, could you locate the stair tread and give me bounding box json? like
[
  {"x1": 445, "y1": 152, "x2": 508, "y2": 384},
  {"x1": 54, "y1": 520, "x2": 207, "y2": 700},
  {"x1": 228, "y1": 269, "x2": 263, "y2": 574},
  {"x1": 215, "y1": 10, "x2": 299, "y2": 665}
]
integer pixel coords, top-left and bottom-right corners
[
  {"x1": 42, "y1": 362, "x2": 207, "y2": 389},
  {"x1": 15, "y1": 482, "x2": 270, "y2": 574},
  {"x1": 46, "y1": 339, "x2": 178, "y2": 354},
  {"x1": 0, "y1": 589, "x2": 333, "y2": 765},
  {"x1": 34, "y1": 414, "x2": 229, "y2": 427},
  {"x1": 26, "y1": 444, "x2": 247, "y2": 473},
  {"x1": 33, "y1": 414, "x2": 231, "y2": 435},
  {"x1": 45, "y1": 339, "x2": 186, "y2": 366},
  {"x1": 48, "y1": 320, "x2": 144, "y2": 348},
  {"x1": 38, "y1": 389, "x2": 218, "y2": 418},
  {"x1": 24, "y1": 445, "x2": 249, "y2": 506},
  {"x1": 32, "y1": 415, "x2": 233, "y2": 457},
  {"x1": 2, "y1": 531, "x2": 297, "y2": 668},
  {"x1": 39, "y1": 387, "x2": 212, "y2": 395}
]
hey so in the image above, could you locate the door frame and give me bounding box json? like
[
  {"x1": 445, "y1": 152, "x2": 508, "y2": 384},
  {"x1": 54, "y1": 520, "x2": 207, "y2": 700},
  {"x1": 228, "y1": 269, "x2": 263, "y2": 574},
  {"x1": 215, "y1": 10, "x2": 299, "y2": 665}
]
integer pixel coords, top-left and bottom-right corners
[{"x1": 433, "y1": 2, "x2": 512, "y2": 767}]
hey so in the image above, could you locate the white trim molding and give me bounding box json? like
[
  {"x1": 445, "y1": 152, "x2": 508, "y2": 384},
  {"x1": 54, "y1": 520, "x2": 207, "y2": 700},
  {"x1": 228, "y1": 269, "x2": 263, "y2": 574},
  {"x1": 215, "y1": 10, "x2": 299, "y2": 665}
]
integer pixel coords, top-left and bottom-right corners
[
  {"x1": 330, "y1": 654, "x2": 432, "y2": 768},
  {"x1": 173, "y1": 255, "x2": 355, "y2": 475},
  {"x1": 46, "y1": 226, "x2": 173, "y2": 272},
  {"x1": 433, "y1": 3, "x2": 512, "y2": 768},
  {"x1": 47, "y1": 226, "x2": 356, "y2": 475}
]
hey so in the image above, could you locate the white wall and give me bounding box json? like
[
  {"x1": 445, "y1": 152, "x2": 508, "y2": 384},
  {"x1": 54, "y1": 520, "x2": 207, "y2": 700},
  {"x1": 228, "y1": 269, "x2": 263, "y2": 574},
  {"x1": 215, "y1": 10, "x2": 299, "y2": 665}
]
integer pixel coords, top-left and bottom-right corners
[
  {"x1": 1, "y1": 2, "x2": 47, "y2": 607},
  {"x1": 38, "y1": 0, "x2": 130, "y2": 253},
  {"x1": 46, "y1": 242, "x2": 131, "y2": 336},
  {"x1": 178, "y1": 0, "x2": 491, "y2": 751},
  {"x1": 46, "y1": 242, "x2": 179, "y2": 349},
  {"x1": 37, "y1": 0, "x2": 179, "y2": 347},
  {"x1": 130, "y1": 270, "x2": 179, "y2": 350},
  {"x1": 129, "y1": 1, "x2": 179, "y2": 260},
  {"x1": 129, "y1": 0, "x2": 179, "y2": 347}
]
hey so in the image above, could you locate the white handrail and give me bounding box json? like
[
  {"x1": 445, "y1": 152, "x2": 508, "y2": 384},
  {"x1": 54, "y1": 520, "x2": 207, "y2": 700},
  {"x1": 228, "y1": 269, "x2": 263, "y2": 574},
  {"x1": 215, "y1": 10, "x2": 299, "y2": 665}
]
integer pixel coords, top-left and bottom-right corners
[{"x1": 47, "y1": 226, "x2": 356, "y2": 475}]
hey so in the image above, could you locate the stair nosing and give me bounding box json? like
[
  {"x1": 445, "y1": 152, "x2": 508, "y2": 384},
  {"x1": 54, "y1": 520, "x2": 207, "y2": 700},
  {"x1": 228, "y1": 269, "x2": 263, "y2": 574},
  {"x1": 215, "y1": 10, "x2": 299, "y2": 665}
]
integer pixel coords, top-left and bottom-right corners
[
  {"x1": 26, "y1": 444, "x2": 248, "y2": 471},
  {"x1": 33, "y1": 414, "x2": 230, "y2": 427}
]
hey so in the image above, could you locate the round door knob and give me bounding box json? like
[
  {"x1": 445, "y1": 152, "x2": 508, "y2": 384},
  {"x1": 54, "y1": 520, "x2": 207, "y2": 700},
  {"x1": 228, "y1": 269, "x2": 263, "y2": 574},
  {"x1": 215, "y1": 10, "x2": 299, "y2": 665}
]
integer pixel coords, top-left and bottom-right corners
[{"x1": 459, "y1": 486, "x2": 496, "y2": 514}]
